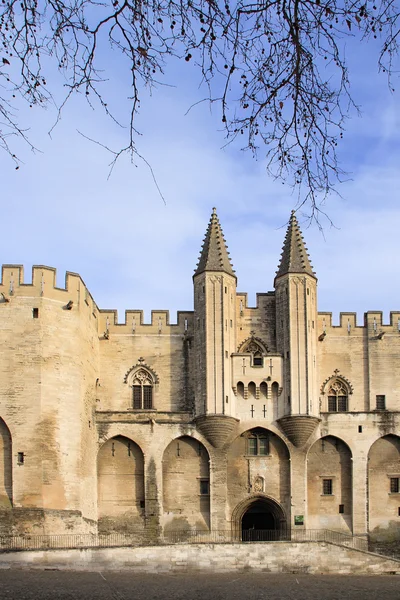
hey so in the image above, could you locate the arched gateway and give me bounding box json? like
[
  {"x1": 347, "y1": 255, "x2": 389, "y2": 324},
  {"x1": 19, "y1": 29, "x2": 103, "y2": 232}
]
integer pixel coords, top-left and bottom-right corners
[{"x1": 232, "y1": 496, "x2": 288, "y2": 541}]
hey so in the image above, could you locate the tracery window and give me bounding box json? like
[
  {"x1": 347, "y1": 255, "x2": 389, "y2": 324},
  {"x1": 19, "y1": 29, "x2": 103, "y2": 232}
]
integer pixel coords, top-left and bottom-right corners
[
  {"x1": 239, "y1": 337, "x2": 268, "y2": 368},
  {"x1": 132, "y1": 369, "x2": 154, "y2": 410},
  {"x1": 327, "y1": 381, "x2": 348, "y2": 412},
  {"x1": 245, "y1": 342, "x2": 264, "y2": 367}
]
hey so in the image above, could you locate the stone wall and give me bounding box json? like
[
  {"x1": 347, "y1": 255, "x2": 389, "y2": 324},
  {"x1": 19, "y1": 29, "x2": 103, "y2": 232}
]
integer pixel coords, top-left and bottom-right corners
[{"x1": 0, "y1": 542, "x2": 399, "y2": 574}]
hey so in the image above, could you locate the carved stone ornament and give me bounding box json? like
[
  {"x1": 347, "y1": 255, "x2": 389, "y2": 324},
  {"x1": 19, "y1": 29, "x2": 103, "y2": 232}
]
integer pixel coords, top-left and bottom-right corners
[
  {"x1": 253, "y1": 476, "x2": 264, "y2": 493},
  {"x1": 124, "y1": 362, "x2": 159, "y2": 385},
  {"x1": 238, "y1": 335, "x2": 269, "y2": 354},
  {"x1": 132, "y1": 369, "x2": 152, "y2": 386},
  {"x1": 320, "y1": 372, "x2": 353, "y2": 395}
]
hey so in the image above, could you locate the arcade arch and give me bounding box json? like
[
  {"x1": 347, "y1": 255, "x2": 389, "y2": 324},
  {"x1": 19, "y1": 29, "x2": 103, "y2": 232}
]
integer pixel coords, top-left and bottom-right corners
[
  {"x1": 227, "y1": 428, "x2": 290, "y2": 530},
  {"x1": 307, "y1": 435, "x2": 352, "y2": 532},
  {"x1": 162, "y1": 436, "x2": 210, "y2": 530},
  {"x1": 97, "y1": 435, "x2": 145, "y2": 531},
  {"x1": 368, "y1": 434, "x2": 400, "y2": 541}
]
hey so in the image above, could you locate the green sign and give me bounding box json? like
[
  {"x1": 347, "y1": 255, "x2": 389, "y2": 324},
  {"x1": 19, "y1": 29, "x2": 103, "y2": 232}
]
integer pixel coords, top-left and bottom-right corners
[{"x1": 294, "y1": 515, "x2": 304, "y2": 526}]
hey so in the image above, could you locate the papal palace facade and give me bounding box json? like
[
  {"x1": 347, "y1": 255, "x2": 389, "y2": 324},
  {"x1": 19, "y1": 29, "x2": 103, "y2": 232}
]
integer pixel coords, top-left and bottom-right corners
[{"x1": 0, "y1": 209, "x2": 399, "y2": 542}]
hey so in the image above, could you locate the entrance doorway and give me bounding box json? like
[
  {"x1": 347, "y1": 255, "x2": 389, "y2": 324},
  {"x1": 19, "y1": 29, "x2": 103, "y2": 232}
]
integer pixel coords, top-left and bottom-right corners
[{"x1": 240, "y1": 498, "x2": 287, "y2": 541}]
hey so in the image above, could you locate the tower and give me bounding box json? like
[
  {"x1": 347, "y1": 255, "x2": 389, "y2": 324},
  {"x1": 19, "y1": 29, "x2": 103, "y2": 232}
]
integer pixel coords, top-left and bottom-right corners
[
  {"x1": 274, "y1": 212, "x2": 320, "y2": 446},
  {"x1": 193, "y1": 209, "x2": 238, "y2": 447}
]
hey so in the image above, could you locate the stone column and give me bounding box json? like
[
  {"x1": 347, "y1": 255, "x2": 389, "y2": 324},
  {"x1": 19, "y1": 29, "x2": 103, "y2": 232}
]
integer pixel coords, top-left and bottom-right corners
[
  {"x1": 351, "y1": 451, "x2": 368, "y2": 536},
  {"x1": 289, "y1": 447, "x2": 307, "y2": 532},
  {"x1": 144, "y1": 450, "x2": 163, "y2": 544},
  {"x1": 209, "y1": 449, "x2": 228, "y2": 532}
]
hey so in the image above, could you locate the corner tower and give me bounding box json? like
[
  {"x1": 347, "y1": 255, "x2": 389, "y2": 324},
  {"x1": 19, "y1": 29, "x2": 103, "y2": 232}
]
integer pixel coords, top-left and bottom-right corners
[
  {"x1": 193, "y1": 209, "x2": 238, "y2": 447},
  {"x1": 274, "y1": 211, "x2": 320, "y2": 446}
]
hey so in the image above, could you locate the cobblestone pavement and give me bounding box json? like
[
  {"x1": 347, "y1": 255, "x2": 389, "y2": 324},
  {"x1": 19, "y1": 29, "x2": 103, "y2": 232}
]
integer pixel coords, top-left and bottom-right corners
[{"x1": 0, "y1": 570, "x2": 399, "y2": 600}]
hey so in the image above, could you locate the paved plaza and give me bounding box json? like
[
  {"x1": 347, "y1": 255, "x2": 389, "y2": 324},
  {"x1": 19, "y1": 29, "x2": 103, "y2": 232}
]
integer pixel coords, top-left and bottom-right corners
[{"x1": 0, "y1": 570, "x2": 399, "y2": 600}]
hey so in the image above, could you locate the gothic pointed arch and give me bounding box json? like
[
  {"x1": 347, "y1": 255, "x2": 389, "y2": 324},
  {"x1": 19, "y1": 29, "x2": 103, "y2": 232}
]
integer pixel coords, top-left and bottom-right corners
[
  {"x1": 321, "y1": 371, "x2": 353, "y2": 412},
  {"x1": 231, "y1": 494, "x2": 288, "y2": 538},
  {"x1": 307, "y1": 435, "x2": 352, "y2": 532},
  {"x1": 124, "y1": 359, "x2": 159, "y2": 410},
  {"x1": 97, "y1": 435, "x2": 145, "y2": 532},
  {"x1": 238, "y1": 335, "x2": 269, "y2": 368},
  {"x1": 227, "y1": 428, "x2": 290, "y2": 529},
  {"x1": 162, "y1": 436, "x2": 210, "y2": 531},
  {"x1": 124, "y1": 359, "x2": 159, "y2": 385},
  {"x1": 238, "y1": 335, "x2": 269, "y2": 355},
  {"x1": 368, "y1": 434, "x2": 400, "y2": 541}
]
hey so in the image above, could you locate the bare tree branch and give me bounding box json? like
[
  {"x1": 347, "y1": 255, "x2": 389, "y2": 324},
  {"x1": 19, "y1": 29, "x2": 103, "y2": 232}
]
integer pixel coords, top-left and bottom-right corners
[{"x1": 1, "y1": 0, "x2": 399, "y2": 214}]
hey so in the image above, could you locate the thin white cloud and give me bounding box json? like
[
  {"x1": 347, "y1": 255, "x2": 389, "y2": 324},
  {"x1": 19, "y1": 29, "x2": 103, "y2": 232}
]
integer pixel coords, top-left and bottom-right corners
[{"x1": 1, "y1": 49, "x2": 400, "y2": 325}]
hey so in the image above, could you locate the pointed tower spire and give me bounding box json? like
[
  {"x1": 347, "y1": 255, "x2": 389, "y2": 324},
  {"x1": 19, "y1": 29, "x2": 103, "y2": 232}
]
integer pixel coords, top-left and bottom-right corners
[
  {"x1": 275, "y1": 211, "x2": 316, "y2": 281},
  {"x1": 194, "y1": 208, "x2": 236, "y2": 278}
]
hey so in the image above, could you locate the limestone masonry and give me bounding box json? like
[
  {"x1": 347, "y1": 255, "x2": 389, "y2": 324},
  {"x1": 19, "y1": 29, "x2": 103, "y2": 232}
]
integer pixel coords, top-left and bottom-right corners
[{"x1": 0, "y1": 209, "x2": 399, "y2": 542}]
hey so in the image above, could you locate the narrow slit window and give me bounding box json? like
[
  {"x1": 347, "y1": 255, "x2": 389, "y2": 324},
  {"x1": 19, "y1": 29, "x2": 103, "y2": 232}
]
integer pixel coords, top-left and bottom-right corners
[
  {"x1": 390, "y1": 477, "x2": 399, "y2": 494},
  {"x1": 33, "y1": 308, "x2": 39, "y2": 318}
]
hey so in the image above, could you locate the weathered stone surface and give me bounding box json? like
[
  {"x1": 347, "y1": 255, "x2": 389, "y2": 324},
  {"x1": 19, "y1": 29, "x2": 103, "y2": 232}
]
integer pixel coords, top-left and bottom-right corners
[
  {"x1": 277, "y1": 415, "x2": 321, "y2": 447},
  {"x1": 0, "y1": 210, "x2": 399, "y2": 543}
]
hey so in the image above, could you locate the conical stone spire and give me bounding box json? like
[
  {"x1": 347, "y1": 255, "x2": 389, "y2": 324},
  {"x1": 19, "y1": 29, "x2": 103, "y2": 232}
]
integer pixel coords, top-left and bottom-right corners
[
  {"x1": 194, "y1": 208, "x2": 236, "y2": 278},
  {"x1": 275, "y1": 211, "x2": 316, "y2": 281}
]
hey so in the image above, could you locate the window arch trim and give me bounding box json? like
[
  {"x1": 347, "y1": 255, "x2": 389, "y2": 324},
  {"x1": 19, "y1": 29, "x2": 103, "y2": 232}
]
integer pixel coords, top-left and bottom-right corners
[
  {"x1": 320, "y1": 372, "x2": 353, "y2": 396},
  {"x1": 321, "y1": 373, "x2": 352, "y2": 413},
  {"x1": 124, "y1": 360, "x2": 159, "y2": 385},
  {"x1": 238, "y1": 336, "x2": 269, "y2": 355}
]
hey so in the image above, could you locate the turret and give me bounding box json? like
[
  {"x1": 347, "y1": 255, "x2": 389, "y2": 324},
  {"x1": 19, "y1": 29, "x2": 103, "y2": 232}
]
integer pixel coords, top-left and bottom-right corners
[
  {"x1": 274, "y1": 212, "x2": 320, "y2": 447},
  {"x1": 193, "y1": 209, "x2": 238, "y2": 447}
]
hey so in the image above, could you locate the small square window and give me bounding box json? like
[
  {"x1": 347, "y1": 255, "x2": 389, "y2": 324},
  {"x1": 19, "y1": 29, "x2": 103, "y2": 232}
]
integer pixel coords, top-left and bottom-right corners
[
  {"x1": 253, "y1": 356, "x2": 263, "y2": 367},
  {"x1": 390, "y1": 477, "x2": 399, "y2": 494},
  {"x1": 323, "y1": 479, "x2": 333, "y2": 495},
  {"x1": 32, "y1": 308, "x2": 39, "y2": 318},
  {"x1": 17, "y1": 452, "x2": 24, "y2": 465},
  {"x1": 339, "y1": 504, "x2": 344, "y2": 514},
  {"x1": 376, "y1": 395, "x2": 386, "y2": 410},
  {"x1": 200, "y1": 480, "x2": 209, "y2": 495}
]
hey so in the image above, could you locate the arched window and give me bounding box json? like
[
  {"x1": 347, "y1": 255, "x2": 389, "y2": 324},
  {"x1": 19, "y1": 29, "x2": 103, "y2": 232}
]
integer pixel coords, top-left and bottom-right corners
[
  {"x1": 131, "y1": 369, "x2": 154, "y2": 409},
  {"x1": 239, "y1": 337, "x2": 268, "y2": 368},
  {"x1": 260, "y1": 382, "x2": 268, "y2": 398},
  {"x1": 327, "y1": 380, "x2": 348, "y2": 412}
]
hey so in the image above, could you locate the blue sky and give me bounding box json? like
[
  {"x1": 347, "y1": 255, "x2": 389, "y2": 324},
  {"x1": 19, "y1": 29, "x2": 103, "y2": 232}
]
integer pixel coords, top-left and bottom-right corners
[{"x1": 1, "y1": 32, "x2": 400, "y2": 325}]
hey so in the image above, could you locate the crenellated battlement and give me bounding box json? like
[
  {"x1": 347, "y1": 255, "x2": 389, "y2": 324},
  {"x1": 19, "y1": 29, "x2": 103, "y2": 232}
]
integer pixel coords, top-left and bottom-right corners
[
  {"x1": 98, "y1": 309, "x2": 194, "y2": 335},
  {"x1": 0, "y1": 264, "x2": 99, "y2": 316},
  {"x1": 0, "y1": 264, "x2": 193, "y2": 335},
  {"x1": 318, "y1": 311, "x2": 400, "y2": 336}
]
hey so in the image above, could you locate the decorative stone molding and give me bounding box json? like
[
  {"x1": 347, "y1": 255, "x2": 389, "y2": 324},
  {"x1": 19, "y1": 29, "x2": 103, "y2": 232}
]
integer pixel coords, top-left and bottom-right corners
[
  {"x1": 253, "y1": 476, "x2": 264, "y2": 493},
  {"x1": 124, "y1": 360, "x2": 160, "y2": 385},
  {"x1": 238, "y1": 335, "x2": 269, "y2": 354},
  {"x1": 320, "y1": 371, "x2": 353, "y2": 395}
]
